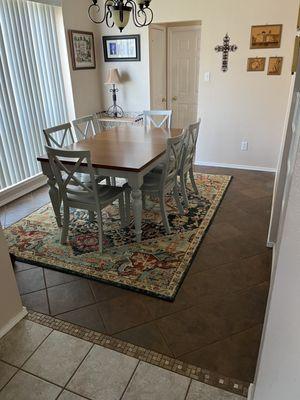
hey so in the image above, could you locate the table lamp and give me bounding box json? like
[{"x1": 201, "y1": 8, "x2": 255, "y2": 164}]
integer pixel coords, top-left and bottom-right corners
[{"x1": 105, "y1": 68, "x2": 124, "y2": 118}]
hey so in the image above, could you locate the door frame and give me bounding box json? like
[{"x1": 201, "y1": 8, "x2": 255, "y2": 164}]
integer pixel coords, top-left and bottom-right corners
[{"x1": 148, "y1": 21, "x2": 201, "y2": 122}]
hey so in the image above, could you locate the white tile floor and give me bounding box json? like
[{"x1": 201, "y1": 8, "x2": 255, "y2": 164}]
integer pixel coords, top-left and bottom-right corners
[{"x1": 0, "y1": 319, "x2": 245, "y2": 400}]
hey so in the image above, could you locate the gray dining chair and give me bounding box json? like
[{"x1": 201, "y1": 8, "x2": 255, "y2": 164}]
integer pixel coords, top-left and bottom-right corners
[
  {"x1": 143, "y1": 110, "x2": 173, "y2": 129},
  {"x1": 178, "y1": 120, "x2": 201, "y2": 207},
  {"x1": 72, "y1": 115, "x2": 101, "y2": 141},
  {"x1": 45, "y1": 146, "x2": 127, "y2": 253},
  {"x1": 125, "y1": 133, "x2": 185, "y2": 234},
  {"x1": 43, "y1": 123, "x2": 75, "y2": 148}
]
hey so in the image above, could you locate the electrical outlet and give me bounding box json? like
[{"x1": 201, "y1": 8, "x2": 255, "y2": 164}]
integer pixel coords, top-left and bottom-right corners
[{"x1": 241, "y1": 141, "x2": 248, "y2": 151}]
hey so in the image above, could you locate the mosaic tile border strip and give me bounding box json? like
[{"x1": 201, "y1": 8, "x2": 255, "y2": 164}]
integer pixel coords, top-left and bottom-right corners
[{"x1": 26, "y1": 311, "x2": 249, "y2": 397}]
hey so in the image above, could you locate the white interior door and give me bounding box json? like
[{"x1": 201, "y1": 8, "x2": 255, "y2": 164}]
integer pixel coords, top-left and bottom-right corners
[
  {"x1": 167, "y1": 26, "x2": 201, "y2": 129},
  {"x1": 149, "y1": 25, "x2": 167, "y2": 110}
]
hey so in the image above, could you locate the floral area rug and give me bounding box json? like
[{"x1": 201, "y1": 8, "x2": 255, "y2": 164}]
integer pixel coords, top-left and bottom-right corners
[{"x1": 5, "y1": 173, "x2": 231, "y2": 300}]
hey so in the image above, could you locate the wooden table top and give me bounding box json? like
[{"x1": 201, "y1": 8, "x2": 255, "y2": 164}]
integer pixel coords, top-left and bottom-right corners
[{"x1": 38, "y1": 125, "x2": 183, "y2": 172}]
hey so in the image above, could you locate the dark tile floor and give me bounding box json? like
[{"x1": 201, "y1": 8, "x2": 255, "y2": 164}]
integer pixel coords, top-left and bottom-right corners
[{"x1": 0, "y1": 166, "x2": 274, "y2": 384}]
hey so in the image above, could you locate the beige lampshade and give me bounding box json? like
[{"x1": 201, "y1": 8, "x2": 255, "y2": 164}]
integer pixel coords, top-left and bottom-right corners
[{"x1": 105, "y1": 68, "x2": 121, "y2": 85}]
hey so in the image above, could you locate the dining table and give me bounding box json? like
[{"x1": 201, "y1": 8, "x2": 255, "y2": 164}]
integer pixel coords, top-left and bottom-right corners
[{"x1": 38, "y1": 125, "x2": 183, "y2": 243}]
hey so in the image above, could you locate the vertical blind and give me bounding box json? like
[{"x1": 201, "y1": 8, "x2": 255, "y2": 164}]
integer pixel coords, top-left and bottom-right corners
[{"x1": 0, "y1": 0, "x2": 69, "y2": 190}]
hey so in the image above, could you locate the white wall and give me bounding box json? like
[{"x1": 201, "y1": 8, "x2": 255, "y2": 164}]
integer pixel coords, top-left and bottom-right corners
[
  {"x1": 0, "y1": 227, "x2": 24, "y2": 336},
  {"x1": 62, "y1": 0, "x2": 103, "y2": 117},
  {"x1": 99, "y1": 22, "x2": 150, "y2": 112},
  {"x1": 97, "y1": 0, "x2": 298, "y2": 170},
  {"x1": 251, "y1": 117, "x2": 300, "y2": 399}
]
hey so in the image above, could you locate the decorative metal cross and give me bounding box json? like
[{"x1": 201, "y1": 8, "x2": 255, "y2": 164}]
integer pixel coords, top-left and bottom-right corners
[{"x1": 215, "y1": 34, "x2": 238, "y2": 72}]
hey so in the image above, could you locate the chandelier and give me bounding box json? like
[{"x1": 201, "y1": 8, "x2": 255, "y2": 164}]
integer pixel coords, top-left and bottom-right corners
[{"x1": 88, "y1": 0, "x2": 153, "y2": 32}]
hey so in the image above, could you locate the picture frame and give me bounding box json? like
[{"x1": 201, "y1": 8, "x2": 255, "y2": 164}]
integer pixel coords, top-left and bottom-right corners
[
  {"x1": 247, "y1": 57, "x2": 266, "y2": 72},
  {"x1": 102, "y1": 35, "x2": 141, "y2": 62},
  {"x1": 69, "y1": 30, "x2": 96, "y2": 70},
  {"x1": 250, "y1": 24, "x2": 283, "y2": 49},
  {"x1": 268, "y1": 57, "x2": 283, "y2": 75}
]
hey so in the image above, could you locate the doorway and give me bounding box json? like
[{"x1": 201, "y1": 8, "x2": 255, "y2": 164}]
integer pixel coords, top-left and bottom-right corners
[{"x1": 149, "y1": 22, "x2": 201, "y2": 129}]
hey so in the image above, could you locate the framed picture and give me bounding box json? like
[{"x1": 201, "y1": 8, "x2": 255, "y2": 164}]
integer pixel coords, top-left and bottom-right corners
[
  {"x1": 102, "y1": 35, "x2": 141, "y2": 62},
  {"x1": 69, "y1": 30, "x2": 96, "y2": 70},
  {"x1": 247, "y1": 57, "x2": 266, "y2": 72},
  {"x1": 250, "y1": 25, "x2": 282, "y2": 49},
  {"x1": 268, "y1": 57, "x2": 283, "y2": 75}
]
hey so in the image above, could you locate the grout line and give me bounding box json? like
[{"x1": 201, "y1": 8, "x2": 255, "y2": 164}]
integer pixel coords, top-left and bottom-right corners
[
  {"x1": 119, "y1": 360, "x2": 140, "y2": 400},
  {"x1": 61, "y1": 344, "x2": 95, "y2": 396},
  {"x1": 0, "y1": 361, "x2": 20, "y2": 394},
  {"x1": 43, "y1": 269, "x2": 52, "y2": 315},
  {"x1": 19, "y1": 327, "x2": 54, "y2": 370},
  {"x1": 184, "y1": 378, "x2": 193, "y2": 400}
]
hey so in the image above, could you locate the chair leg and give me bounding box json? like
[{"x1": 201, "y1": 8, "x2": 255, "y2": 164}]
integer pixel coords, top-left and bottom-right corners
[
  {"x1": 106, "y1": 178, "x2": 111, "y2": 185},
  {"x1": 180, "y1": 173, "x2": 189, "y2": 208},
  {"x1": 96, "y1": 210, "x2": 103, "y2": 253},
  {"x1": 111, "y1": 177, "x2": 117, "y2": 186},
  {"x1": 159, "y1": 194, "x2": 170, "y2": 234},
  {"x1": 61, "y1": 203, "x2": 70, "y2": 245},
  {"x1": 88, "y1": 211, "x2": 95, "y2": 222},
  {"x1": 119, "y1": 195, "x2": 126, "y2": 228},
  {"x1": 173, "y1": 182, "x2": 184, "y2": 215},
  {"x1": 189, "y1": 167, "x2": 198, "y2": 194}
]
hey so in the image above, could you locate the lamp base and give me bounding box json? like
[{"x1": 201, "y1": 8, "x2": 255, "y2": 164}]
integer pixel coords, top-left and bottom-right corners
[{"x1": 106, "y1": 104, "x2": 124, "y2": 119}]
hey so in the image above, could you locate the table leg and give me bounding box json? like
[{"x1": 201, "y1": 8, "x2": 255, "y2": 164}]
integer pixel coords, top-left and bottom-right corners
[{"x1": 127, "y1": 176, "x2": 143, "y2": 243}]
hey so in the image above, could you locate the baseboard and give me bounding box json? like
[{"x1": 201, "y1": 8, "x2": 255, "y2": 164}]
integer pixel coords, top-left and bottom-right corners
[
  {"x1": 0, "y1": 174, "x2": 47, "y2": 207},
  {"x1": 195, "y1": 161, "x2": 277, "y2": 173},
  {"x1": 247, "y1": 383, "x2": 255, "y2": 400},
  {"x1": 0, "y1": 307, "x2": 28, "y2": 339}
]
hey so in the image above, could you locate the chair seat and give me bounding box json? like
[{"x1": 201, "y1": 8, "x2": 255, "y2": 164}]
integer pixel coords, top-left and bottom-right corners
[{"x1": 66, "y1": 184, "x2": 123, "y2": 205}]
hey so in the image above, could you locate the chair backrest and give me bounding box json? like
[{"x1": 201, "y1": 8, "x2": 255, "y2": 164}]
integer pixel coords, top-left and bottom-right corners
[
  {"x1": 72, "y1": 115, "x2": 100, "y2": 141},
  {"x1": 43, "y1": 123, "x2": 75, "y2": 148},
  {"x1": 45, "y1": 146, "x2": 100, "y2": 208},
  {"x1": 160, "y1": 132, "x2": 185, "y2": 190},
  {"x1": 180, "y1": 120, "x2": 201, "y2": 175},
  {"x1": 143, "y1": 110, "x2": 172, "y2": 129}
]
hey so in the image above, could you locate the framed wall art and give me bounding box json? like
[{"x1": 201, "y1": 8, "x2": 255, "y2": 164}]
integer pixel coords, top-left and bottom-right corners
[
  {"x1": 102, "y1": 35, "x2": 141, "y2": 62},
  {"x1": 247, "y1": 57, "x2": 266, "y2": 72},
  {"x1": 250, "y1": 25, "x2": 282, "y2": 49},
  {"x1": 268, "y1": 57, "x2": 283, "y2": 75},
  {"x1": 69, "y1": 30, "x2": 96, "y2": 70}
]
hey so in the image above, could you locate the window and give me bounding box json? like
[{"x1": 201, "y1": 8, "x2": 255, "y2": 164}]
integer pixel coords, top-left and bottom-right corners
[{"x1": 0, "y1": 0, "x2": 70, "y2": 190}]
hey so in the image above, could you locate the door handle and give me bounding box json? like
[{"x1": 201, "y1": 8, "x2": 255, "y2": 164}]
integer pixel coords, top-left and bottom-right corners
[{"x1": 172, "y1": 96, "x2": 177, "y2": 101}]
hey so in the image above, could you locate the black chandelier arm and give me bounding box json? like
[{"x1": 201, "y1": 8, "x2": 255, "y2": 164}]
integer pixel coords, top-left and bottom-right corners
[
  {"x1": 88, "y1": 0, "x2": 114, "y2": 25},
  {"x1": 125, "y1": 0, "x2": 153, "y2": 27}
]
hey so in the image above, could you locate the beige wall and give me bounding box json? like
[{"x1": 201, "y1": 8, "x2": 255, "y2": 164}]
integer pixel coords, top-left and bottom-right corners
[
  {"x1": 61, "y1": 0, "x2": 298, "y2": 170},
  {"x1": 62, "y1": 0, "x2": 103, "y2": 117},
  {"x1": 0, "y1": 227, "x2": 23, "y2": 334},
  {"x1": 98, "y1": 0, "x2": 298, "y2": 170}
]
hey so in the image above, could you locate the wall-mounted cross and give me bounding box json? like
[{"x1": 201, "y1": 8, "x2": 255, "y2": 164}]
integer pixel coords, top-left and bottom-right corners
[{"x1": 215, "y1": 34, "x2": 238, "y2": 72}]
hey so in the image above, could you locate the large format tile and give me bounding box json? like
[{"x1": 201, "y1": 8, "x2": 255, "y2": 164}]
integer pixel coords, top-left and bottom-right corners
[
  {"x1": 67, "y1": 345, "x2": 138, "y2": 400},
  {"x1": 181, "y1": 325, "x2": 263, "y2": 383},
  {"x1": 0, "y1": 320, "x2": 52, "y2": 367},
  {"x1": 47, "y1": 280, "x2": 95, "y2": 315},
  {"x1": 186, "y1": 380, "x2": 243, "y2": 400},
  {"x1": 15, "y1": 267, "x2": 45, "y2": 295},
  {"x1": 57, "y1": 304, "x2": 106, "y2": 333},
  {"x1": 113, "y1": 321, "x2": 173, "y2": 356},
  {"x1": 0, "y1": 370, "x2": 61, "y2": 400},
  {"x1": 98, "y1": 293, "x2": 153, "y2": 334},
  {"x1": 58, "y1": 391, "x2": 87, "y2": 400},
  {"x1": 44, "y1": 268, "x2": 80, "y2": 288},
  {"x1": 122, "y1": 361, "x2": 190, "y2": 400},
  {"x1": 21, "y1": 289, "x2": 50, "y2": 314},
  {"x1": 23, "y1": 330, "x2": 92, "y2": 386},
  {"x1": 0, "y1": 361, "x2": 17, "y2": 390}
]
